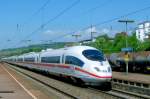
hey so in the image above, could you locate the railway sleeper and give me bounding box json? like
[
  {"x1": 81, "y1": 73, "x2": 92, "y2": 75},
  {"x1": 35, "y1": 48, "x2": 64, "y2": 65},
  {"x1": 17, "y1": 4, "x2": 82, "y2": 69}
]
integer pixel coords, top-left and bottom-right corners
[
  {"x1": 112, "y1": 80, "x2": 150, "y2": 96},
  {"x1": 112, "y1": 79, "x2": 150, "y2": 89}
]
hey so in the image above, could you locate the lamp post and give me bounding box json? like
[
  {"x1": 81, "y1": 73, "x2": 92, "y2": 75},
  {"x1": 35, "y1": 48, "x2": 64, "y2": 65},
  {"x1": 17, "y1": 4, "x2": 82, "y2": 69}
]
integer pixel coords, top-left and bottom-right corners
[{"x1": 118, "y1": 19, "x2": 134, "y2": 75}]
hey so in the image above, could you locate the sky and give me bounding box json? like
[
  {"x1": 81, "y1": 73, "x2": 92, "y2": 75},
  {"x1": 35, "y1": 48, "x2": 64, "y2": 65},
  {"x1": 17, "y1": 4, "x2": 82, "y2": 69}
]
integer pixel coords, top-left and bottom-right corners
[{"x1": 0, "y1": 0, "x2": 150, "y2": 49}]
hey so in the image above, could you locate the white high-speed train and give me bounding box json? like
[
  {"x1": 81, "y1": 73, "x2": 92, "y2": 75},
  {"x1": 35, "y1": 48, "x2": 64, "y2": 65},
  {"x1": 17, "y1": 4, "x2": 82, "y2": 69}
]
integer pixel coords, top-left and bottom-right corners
[{"x1": 3, "y1": 46, "x2": 112, "y2": 86}]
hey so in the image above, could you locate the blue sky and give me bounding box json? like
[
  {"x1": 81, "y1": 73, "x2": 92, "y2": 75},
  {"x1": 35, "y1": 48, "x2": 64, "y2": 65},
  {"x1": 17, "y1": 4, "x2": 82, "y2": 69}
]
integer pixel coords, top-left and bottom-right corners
[{"x1": 1, "y1": 0, "x2": 150, "y2": 49}]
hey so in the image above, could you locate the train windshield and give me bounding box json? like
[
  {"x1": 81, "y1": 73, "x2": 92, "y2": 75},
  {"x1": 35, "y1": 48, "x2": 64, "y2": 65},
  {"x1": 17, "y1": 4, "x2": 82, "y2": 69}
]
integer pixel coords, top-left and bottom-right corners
[{"x1": 82, "y1": 50, "x2": 105, "y2": 61}]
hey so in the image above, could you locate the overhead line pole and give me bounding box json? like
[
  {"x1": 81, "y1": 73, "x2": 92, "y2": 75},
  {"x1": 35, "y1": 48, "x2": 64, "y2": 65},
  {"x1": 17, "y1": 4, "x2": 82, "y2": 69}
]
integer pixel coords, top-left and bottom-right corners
[
  {"x1": 118, "y1": 19, "x2": 134, "y2": 75},
  {"x1": 52, "y1": 5, "x2": 150, "y2": 42},
  {"x1": 72, "y1": 34, "x2": 81, "y2": 42},
  {"x1": 118, "y1": 20, "x2": 134, "y2": 47},
  {"x1": 12, "y1": 1, "x2": 150, "y2": 48},
  {"x1": 90, "y1": 25, "x2": 96, "y2": 41},
  {"x1": 118, "y1": 20, "x2": 134, "y2": 48},
  {"x1": 13, "y1": 0, "x2": 80, "y2": 48}
]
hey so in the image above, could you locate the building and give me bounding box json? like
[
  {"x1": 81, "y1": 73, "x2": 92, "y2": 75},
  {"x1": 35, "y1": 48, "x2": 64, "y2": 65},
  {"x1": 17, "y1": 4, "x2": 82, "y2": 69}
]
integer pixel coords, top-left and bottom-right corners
[{"x1": 136, "y1": 21, "x2": 150, "y2": 42}]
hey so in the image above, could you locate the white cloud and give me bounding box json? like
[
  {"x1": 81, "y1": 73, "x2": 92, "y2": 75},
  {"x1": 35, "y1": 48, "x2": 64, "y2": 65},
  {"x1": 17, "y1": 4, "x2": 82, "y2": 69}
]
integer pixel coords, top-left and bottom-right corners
[
  {"x1": 76, "y1": 27, "x2": 111, "y2": 41},
  {"x1": 96, "y1": 28, "x2": 120, "y2": 38},
  {"x1": 41, "y1": 27, "x2": 119, "y2": 42},
  {"x1": 101, "y1": 28, "x2": 110, "y2": 33},
  {"x1": 41, "y1": 29, "x2": 74, "y2": 42},
  {"x1": 43, "y1": 30, "x2": 54, "y2": 35}
]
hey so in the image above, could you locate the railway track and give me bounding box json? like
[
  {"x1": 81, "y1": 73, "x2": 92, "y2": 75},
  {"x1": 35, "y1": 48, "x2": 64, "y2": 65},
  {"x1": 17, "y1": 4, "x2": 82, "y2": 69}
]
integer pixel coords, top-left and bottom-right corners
[
  {"x1": 4, "y1": 63, "x2": 150, "y2": 99},
  {"x1": 111, "y1": 88, "x2": 150, "y2": 99},
  {"x1": 88, "y1": 87, "x2": 150, "y2": 99}
]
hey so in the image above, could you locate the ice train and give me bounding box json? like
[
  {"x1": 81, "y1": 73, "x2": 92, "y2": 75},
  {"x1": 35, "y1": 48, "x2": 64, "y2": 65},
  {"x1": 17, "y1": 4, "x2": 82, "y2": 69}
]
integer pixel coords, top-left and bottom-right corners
[{"x1": 3, "y1": 46, "x2": 112, "y2": 86}]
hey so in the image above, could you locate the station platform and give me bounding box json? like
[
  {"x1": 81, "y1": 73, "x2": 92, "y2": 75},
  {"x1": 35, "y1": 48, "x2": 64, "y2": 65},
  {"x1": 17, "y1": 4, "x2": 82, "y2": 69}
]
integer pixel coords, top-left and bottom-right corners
[
  {"x1": 0, "y1": 63, "x2": 34, "y2": 99},
  {"x1": 112, "y1": 71, "x2": 150, "y2": 84}
]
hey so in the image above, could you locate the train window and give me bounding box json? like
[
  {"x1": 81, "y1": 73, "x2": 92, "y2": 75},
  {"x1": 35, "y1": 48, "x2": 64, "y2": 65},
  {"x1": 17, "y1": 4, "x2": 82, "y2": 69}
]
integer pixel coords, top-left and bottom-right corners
[
  {"x1": 24, "y1": 57, "x2": 35, "y2": 62},
  {"x1": 18, "y1": 58, "x2": 23, "y2": 62},
  {"x1": 82, "y1": 50, "x2": 105, "y2": 61},
  {"x1": 41, "y1": 56, "x2": 60, "y2": 63},
  {"x1": 65, "y1": 56, "x2": 84, "y2": 67}
]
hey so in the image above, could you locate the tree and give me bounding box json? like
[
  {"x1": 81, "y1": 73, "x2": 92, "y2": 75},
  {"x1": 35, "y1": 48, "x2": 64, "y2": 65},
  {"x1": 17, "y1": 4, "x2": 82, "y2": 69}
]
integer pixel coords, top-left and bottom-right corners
[
  {"x1": 127, "y1": 32, "x2": 139, "y2": 51},
  {"x1": 92, "y1": 34, "x2": 113, "y2": 53},
  {"x1": 112, "y1": 32, "x2": 126, "y2": 52},
  {"x1": 91, "y1": 32, "x2": 142, "y2": 53}
]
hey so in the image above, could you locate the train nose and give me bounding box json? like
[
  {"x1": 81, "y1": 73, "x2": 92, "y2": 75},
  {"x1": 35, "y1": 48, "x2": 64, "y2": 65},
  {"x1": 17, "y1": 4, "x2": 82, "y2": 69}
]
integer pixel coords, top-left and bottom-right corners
[{"x1": 93, "y1": 62, "x2": 112, "y2": 73}]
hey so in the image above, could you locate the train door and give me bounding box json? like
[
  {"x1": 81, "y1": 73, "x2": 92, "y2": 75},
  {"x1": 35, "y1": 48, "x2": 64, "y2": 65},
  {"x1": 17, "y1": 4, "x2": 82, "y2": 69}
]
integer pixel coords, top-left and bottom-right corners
[
  {"x1": 64, "y1": 55, "x2": 75, "y2": 75},
  {"x1": 60, "y1": 54, "x2": 68, "y2": 74},
  {"x1": 65, "y1": 55, "x2": 75, "y2": 74}
]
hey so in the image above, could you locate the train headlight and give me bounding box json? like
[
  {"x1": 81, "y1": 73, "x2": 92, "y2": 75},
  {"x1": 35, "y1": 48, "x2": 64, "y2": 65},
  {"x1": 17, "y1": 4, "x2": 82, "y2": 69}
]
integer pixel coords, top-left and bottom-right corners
[{"x1": 94, "y1": 67, "x2": 100, "y2": 72}]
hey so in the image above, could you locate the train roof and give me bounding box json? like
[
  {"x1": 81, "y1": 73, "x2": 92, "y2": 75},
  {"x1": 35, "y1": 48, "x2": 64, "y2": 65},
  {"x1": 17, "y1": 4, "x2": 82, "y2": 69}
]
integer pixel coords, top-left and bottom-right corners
[
  {"x1": 4, "y1": 46, "x2": 100, "y2": 58},
  {"x1": 23, "y1": 52, "x2": 39, "y2": 58},
  {"x1": 64, "y1": 45, "x2": 97, "y2": 51},
  {"x1": 40, "y1": 46, "x2": 99, "y2": 56}
]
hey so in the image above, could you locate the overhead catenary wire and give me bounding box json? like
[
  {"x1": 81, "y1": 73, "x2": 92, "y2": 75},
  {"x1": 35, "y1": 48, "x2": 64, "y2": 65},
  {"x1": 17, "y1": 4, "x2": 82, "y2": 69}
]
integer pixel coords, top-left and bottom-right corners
[
  {"x1": 52, "y1": 5, "x2": 150, "y2": 42},
  {"x1": 7, "y1": 0, "x2": 51, "y2": 48},
  {"x1": 50, "y1": 0, "x2": 114, "y2": 42},
  {"x1": 13, "y1": 0, "x2": 80, "y2": 48},
  {"x1": 12, "y1": 0, "x2": 111, "y2": 47},
  {"x1": 82, "y1": 0, "x2": 113, "y2": 15},
  {"x1": 11, "y1": 2, "x2": 150, "y2": 48},
  {"x1": 13, "y1": 0, "x2": 110, "y2": 47},
  {"x1": 22, "y1": 0, "x2": 51, "y2": 27}
]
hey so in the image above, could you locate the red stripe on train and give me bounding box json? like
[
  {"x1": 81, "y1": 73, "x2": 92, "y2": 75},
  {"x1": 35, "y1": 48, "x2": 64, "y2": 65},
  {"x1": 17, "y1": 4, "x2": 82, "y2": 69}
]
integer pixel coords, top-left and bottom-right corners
[
  {"x1": 75, "y1": 67, "x2": 112, "y2": 78},
  {"x1": 17, "y1": 62, "x2": 112, "y2": 78},
  {"x1": 29, "y1": 62, "x2": 70, "y2": 69}
]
